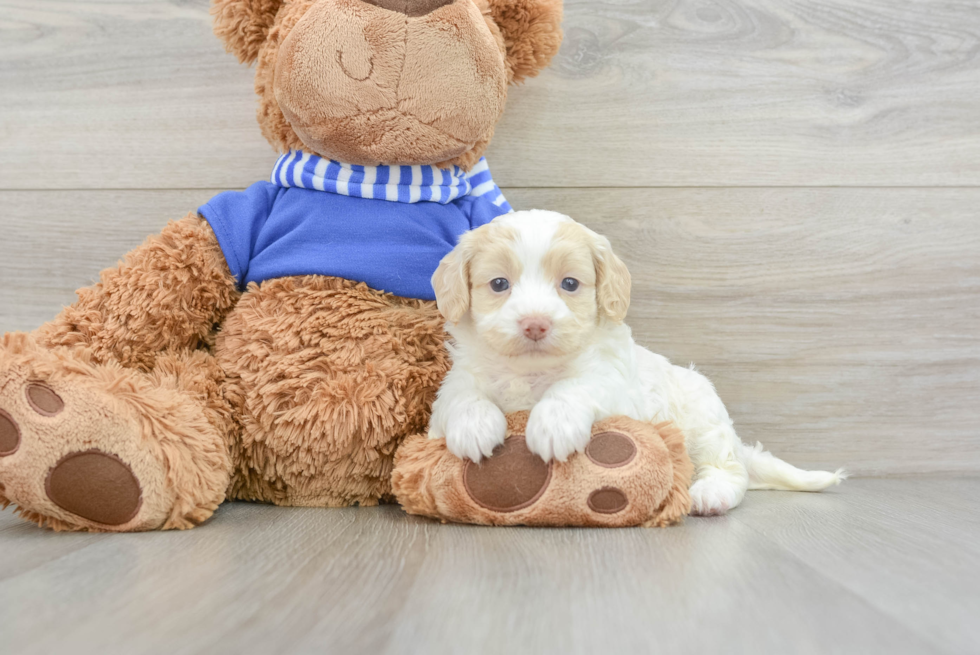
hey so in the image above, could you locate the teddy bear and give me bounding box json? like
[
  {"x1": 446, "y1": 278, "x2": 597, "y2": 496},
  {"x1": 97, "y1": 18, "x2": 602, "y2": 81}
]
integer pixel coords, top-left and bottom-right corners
[{"x1": 0, "y1": 0, "x2": 563, "y2": 531}]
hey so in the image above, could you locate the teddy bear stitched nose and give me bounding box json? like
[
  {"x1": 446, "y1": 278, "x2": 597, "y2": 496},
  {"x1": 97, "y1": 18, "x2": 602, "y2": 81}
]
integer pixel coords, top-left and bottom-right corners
[{"x1": 360, "y1": 0, "x2": 454, "y2": 17}]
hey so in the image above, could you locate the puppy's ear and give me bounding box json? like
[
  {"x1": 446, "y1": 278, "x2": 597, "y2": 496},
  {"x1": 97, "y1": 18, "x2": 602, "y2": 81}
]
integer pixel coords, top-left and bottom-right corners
[
  {"x1": 591, "y1": 232, "x2": 631, "y2": 323},
  {"x1": 212, "y1": 0, "x2": 284, "y2": 64},
  {"x1": 486, "y1": 0, "x2": 564, "y2": 83},
  {"x1": 432, "y1": 232, "x2": 476, "y2": 324}
]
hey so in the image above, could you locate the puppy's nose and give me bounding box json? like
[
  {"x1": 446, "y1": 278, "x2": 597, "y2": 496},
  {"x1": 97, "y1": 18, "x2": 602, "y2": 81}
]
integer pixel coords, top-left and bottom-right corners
[
  {"x1": 360, "y1": 0, "x2": 454, "y2": 17},
  {"x1": 520, "y1": 317, "x2": 552, "y2": 342}
]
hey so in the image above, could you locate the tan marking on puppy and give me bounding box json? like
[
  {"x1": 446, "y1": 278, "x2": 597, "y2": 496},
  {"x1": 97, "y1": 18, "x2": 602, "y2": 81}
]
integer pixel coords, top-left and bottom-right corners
[
  {"x1": 469, "y1": 226, "x2": 522, "y2": 318},
  {"x1": 431, "y1": 222, "x2": 519, "y2": 324},
  {"x1": 544, "y1": 222, "x2": 600, "y2": 325},
  {"x1": 591, "y1": 231, "x2": 631, "y2": 323}
]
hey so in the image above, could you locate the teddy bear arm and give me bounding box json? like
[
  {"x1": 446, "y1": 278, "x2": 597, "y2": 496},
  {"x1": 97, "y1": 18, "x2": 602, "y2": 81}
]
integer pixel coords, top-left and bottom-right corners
[{"x1": 35, "y1": 213, "x2": 240, "y2": 371}]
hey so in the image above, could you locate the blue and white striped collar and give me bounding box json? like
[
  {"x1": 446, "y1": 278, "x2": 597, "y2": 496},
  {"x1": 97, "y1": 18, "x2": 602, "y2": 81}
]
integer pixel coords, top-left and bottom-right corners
[{"x1": 271, "y1": 150, "x2": 511, "y2": 210}]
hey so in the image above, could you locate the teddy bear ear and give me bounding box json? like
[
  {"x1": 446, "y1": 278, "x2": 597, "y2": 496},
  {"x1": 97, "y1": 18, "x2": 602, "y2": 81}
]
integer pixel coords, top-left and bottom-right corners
[
  {"x1": 486, "y1": 0, "x2": 564, "y2": 83},
  {"x1": 212, "y1": 0, "x2": 284, "y2": 65}
]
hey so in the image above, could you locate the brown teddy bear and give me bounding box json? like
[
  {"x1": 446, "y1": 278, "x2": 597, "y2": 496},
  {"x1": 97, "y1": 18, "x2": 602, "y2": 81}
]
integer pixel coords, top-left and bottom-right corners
[{"x1": 0, "y1": 0, "x2": 563, "y2": 531}]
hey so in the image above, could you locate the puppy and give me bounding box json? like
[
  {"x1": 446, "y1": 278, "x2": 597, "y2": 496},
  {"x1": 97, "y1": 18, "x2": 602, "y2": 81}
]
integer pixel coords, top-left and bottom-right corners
[{"x1": 428, "y1": 209, "x2": 844, "y2": 515}]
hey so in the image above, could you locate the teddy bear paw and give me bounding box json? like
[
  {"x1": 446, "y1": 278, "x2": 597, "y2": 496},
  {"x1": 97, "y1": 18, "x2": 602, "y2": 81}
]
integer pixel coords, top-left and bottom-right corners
[
  {"x1": 0, "y1": 341, "x2": 168, "y2": 531},
  {"x1": 395, "y1": 413, "x2": 693, "y2": 527}
]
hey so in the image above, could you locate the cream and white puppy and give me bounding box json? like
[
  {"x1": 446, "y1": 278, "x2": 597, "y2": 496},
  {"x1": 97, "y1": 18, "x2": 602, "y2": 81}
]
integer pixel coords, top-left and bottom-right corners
[{"x1": 428, "y1": 209, "x2": 844, "y2": 515}]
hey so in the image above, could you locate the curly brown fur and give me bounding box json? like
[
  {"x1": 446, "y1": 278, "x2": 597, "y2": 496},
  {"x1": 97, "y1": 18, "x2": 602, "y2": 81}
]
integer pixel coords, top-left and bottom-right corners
[
  {"x1": 217, "y1": 276, "x2": 449, "y2": 507},
  {"x1": 253, "y1": 0, "x2": 311, "y2": 154},
  {"x1": 146, "y1": 350, "x2": 241, "y2": 528},
  {"x1": 645, "y1": 422, "x2": 694, "y2": 527},
  {"x1": 212, "y1": 0, "x2": 285, "y2": 64},
  {"x1": 35, "y1": 214, "x2": 239, "y2": 371},
  {"x1": 487, "y1": 0, "x2": 563, "y2": 82}
]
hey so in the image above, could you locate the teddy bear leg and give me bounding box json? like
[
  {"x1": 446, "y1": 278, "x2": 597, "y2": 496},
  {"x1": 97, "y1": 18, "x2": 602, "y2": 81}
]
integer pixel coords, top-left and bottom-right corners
[
  {"x1": 216, "y1": 276, "x2": 449, "y2": 508},
  {"x1": 0, "y1": 213, "x2": 241, "y2": 531},
  {"x1": 0, "y1": 337, "x2": 235, "y2": 531}
]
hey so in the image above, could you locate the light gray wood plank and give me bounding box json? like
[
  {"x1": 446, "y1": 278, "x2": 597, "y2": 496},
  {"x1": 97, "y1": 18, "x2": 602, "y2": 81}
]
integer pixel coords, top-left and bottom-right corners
[
  {"x1": 0, "y1": 504, "x2": 431, "y2": 655},
  {"x1": 2, "y1": 479, "x2": 973, "y2": 655},
  {"x1": 2, "y1": 0, "x2": 980, "y2": 189},
  {"x1": 731, "y1": 477, "x2": 980, "y2": 655},
  {"x1": 0, "y1": 189, "x2": 217, "y2": 330},
  {"x1": 381, "y1": 496, "x2": 939, "y2": 655},
  {"x1": 0, "y1": 511, "x2": 110, "y2": 583},
  {"x1": 2, "y1": 187, "x2": 977, "y2": 474}
]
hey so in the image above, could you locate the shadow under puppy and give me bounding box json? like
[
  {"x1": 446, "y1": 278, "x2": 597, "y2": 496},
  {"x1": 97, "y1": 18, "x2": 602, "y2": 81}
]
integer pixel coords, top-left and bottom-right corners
[{"x1": 429, "y1": 210, "x2": 844, "y2": 515}]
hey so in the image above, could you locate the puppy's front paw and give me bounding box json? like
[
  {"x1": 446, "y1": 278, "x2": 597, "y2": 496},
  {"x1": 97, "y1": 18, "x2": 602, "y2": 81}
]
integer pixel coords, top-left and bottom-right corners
[
  {"x1": 443, "y1": 400, "x2": 507, "y2": 462},
  {"x1": 526, "y1": 398, "x2": 594, "y2": 462}
]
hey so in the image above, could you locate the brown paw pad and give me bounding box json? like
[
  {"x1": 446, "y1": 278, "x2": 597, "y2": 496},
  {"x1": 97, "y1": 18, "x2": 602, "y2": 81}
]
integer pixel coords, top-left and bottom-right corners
[
  {"x1": 588, "y1": 486, "x2": 629, "y2": 514},
  {"x1": 585, "y1": 431, "x2": 637, "y2": 468},
  {"x1": 0, "y1": 409, "x2": 20, "y2": 456},
  {"x1": 463, "y1": 435, "x2": 552, "y2": 512},
  {"x1": 25, "y1": 382, "x2": 65, "y2": 416},
  {"x1": 44, "y1": 450, "x2": 142, "y2": 526}
]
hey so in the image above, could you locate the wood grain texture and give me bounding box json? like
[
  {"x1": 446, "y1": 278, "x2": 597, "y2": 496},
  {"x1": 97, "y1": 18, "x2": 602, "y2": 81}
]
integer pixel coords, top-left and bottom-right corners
[
  {"x1": 0, "y1": 477, "x2": 974, "y2": 655},
  {"x1": 2, "y1": 0, "x2": 980, "y2": 189},
  {"x1": 733, "y1": 477, "x2": 980, "y2": 655},
  {"x1": 1, "y1": 187, "x2": 977, "y2": 475}
]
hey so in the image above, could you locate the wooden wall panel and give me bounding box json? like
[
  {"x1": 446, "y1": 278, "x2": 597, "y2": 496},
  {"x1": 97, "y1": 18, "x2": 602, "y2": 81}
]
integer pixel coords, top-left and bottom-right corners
[{"x1": 1, "y1": 0, "x2": 979, "y2": 189}]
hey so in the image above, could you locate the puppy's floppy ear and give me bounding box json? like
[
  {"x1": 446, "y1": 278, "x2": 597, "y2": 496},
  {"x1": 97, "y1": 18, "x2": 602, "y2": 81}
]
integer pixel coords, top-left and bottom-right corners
[
  {"x1": 432, "y1": 232, "x2": 477, "y2": 324},
  {"x1": 212, "y1": 0, "x2": 284, "y2": 64},
  {"x1": 591, "y1": 230, "x2": 631, "y2": 323},
  {"x1": 486, "y1": 0, "x2": 564, "y2": 83}
]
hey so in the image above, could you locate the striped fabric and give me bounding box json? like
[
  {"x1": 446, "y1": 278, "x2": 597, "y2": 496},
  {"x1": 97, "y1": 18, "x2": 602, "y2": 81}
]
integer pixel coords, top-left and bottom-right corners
[{"x1": 271, "y1": 150, "x2": 511, "y2": 211}]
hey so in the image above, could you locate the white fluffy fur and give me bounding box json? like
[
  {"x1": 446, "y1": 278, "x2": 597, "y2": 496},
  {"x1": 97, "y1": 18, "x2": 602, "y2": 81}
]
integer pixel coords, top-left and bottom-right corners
[{"x1": 428, "y1": 210, "x2": 845, "y2": 515}]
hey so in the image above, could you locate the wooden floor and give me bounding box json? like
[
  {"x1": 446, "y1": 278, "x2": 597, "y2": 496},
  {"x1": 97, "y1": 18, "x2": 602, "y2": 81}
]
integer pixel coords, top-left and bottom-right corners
[{"x1": 0, "y1": 477, "x2": 976, "y2": 655}]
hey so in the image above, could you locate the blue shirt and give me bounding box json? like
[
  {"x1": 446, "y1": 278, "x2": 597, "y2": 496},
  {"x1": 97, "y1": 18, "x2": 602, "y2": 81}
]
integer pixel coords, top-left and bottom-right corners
[{"x1": 199, "y1": 152, "x2": 511, "y2": 301}]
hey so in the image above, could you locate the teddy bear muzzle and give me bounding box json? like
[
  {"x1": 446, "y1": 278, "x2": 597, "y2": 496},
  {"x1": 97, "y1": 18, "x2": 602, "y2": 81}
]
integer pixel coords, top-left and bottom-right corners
[
  {"x1": 273, "y1": 0, "x2": 507, "y2": 167},
  {"x1": 360, "y1": 0, "x2": 455, "y2": 17}
]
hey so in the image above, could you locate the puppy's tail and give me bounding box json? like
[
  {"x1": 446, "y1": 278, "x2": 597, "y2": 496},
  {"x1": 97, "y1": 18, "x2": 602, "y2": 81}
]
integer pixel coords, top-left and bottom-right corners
[{"x1": 740, "y1": 442, "x2": 846, "y2": 492}]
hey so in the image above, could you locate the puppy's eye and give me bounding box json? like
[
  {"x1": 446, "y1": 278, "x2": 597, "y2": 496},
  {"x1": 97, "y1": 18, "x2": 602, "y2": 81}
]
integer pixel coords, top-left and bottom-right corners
[
  {"x1": 561, "y1": 277, "x2": 580, "y2": 292},
  {"x1": 490, "y1": 278, "x2": 510, "y2": 293}
]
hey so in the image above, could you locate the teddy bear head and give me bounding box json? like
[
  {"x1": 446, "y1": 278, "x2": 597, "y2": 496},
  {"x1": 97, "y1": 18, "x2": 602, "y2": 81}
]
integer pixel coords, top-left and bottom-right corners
[{"x1": 212, "y1": 0, "x2": 563, "y2": 170}]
